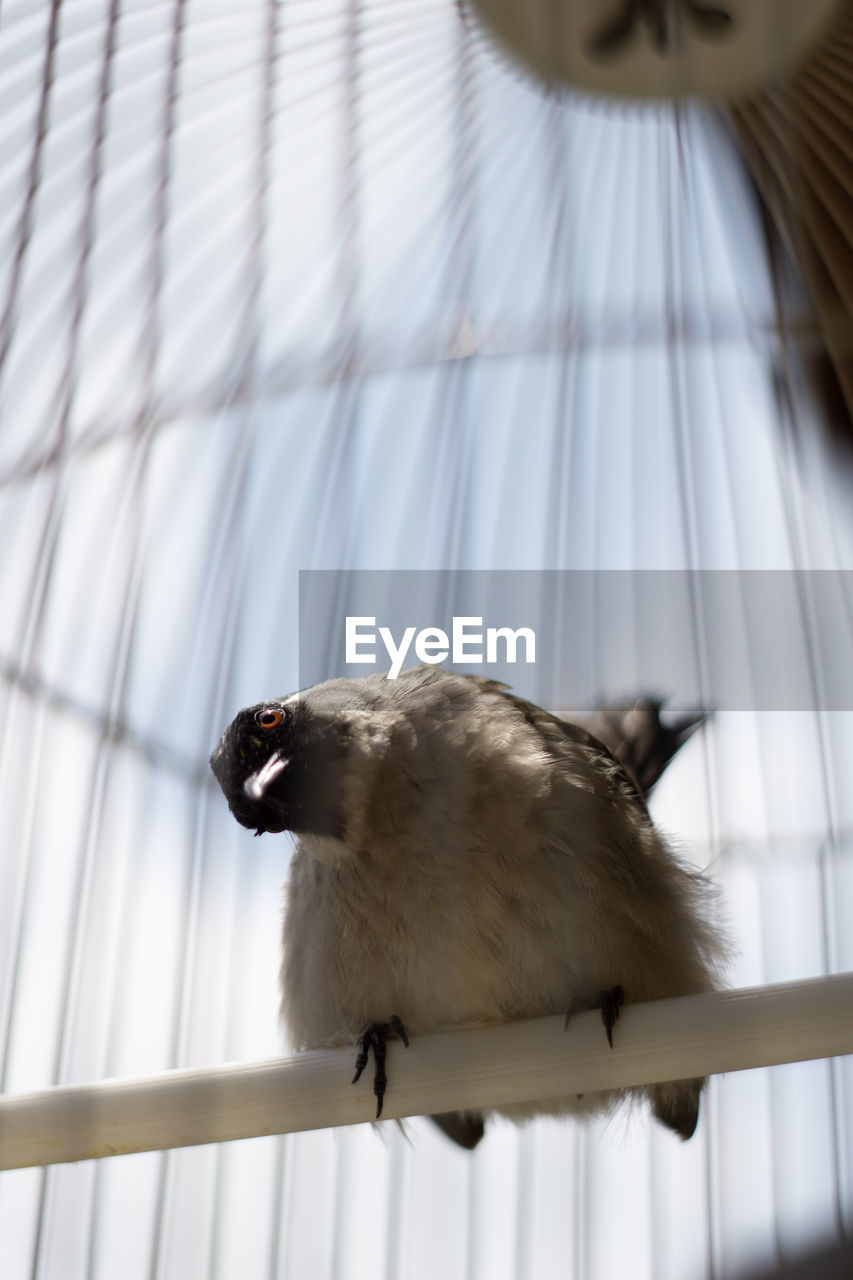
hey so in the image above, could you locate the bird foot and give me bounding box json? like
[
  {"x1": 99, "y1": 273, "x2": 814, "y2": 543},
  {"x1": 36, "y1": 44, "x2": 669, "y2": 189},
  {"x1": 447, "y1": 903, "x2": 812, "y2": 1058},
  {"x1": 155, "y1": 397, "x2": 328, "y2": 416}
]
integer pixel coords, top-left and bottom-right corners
[
  {"x1": 351, "y1": 1015, "x2": 409, "y2": 1118},
  {"x1": 565, "y1": 985, "x2": 625, "y2": 1048},
  {"x1": 599, "y1": 985, "x2": 624, "y2": 1048}
]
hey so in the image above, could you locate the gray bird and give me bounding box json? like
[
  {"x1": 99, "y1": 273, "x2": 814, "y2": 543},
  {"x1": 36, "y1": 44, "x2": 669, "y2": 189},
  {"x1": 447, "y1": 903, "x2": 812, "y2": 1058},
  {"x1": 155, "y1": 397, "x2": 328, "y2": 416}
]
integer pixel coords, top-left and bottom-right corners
[{"x1": 210, "y1": 666, "x2": 726, "y2": 1149}]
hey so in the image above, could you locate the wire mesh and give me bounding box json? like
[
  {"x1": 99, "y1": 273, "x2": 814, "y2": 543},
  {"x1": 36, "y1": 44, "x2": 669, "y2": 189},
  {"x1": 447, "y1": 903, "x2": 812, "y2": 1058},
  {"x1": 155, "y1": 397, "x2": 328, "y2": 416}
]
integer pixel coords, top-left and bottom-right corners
[{"x1": 0, "y1": 2, "x2": 852, "y2": 1278}]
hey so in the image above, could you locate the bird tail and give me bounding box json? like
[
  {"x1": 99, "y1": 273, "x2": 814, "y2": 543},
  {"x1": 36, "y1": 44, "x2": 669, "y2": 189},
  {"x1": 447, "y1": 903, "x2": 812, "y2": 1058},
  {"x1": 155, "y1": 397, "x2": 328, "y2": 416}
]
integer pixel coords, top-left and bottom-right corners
[{"x1": 574, "y1": 698, "x2": 706, "y2": 798}]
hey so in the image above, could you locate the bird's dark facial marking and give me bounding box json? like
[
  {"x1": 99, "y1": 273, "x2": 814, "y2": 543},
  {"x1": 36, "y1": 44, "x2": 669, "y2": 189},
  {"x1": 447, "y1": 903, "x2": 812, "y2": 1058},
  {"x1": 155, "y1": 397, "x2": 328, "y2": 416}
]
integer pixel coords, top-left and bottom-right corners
[{"x1": 210, "y1": 696, "x2": 345, "y2": 838}]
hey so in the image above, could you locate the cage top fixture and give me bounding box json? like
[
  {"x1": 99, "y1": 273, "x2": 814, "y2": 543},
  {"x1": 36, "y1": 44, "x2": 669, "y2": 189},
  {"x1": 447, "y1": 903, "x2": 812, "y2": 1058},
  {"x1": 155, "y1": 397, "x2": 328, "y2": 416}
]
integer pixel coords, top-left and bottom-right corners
[{"x1": 467, "y1": 0, "x2": 845, "y2": 99}]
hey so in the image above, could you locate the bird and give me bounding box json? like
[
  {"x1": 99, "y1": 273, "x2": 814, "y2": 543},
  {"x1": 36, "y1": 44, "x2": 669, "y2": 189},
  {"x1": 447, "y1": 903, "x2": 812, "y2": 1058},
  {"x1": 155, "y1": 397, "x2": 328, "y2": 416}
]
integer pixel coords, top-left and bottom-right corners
[{"x1": 210, "y1": 665, "x2": 726, "y2": 1149}]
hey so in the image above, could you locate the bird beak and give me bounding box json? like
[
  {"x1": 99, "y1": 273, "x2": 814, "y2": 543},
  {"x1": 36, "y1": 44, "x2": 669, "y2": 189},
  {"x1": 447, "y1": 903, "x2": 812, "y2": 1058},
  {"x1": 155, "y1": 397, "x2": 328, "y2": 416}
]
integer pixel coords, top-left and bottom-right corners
[{"x1": 244, "y1": 752, "x2": 289, "y2": 800}]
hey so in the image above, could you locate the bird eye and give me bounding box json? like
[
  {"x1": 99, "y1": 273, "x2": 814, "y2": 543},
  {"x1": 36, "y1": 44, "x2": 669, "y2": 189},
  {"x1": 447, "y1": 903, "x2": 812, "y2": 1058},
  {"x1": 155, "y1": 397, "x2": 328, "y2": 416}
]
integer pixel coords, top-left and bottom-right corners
[{"x1": 255, "y1": 707, "x2": 284, "y2": 729}]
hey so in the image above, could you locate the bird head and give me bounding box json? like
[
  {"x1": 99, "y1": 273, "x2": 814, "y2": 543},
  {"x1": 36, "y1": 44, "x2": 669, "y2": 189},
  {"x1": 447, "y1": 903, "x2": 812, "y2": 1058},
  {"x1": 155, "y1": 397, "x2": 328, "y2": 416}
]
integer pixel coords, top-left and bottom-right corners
[{"x1": 209, "y1": 695, "x2": 346, "y2": 837}]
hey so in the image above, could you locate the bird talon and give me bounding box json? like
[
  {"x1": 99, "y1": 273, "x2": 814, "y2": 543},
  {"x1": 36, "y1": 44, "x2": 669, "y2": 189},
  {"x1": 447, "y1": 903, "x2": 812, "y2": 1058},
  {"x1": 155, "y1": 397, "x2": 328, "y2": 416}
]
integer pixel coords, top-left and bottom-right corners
[
  {"x1": 388, "y1": 1013, "x2": 410, "y2": 1047},
  {"x1": 564, "y1": 994, "x2": 593, "y2": 1029},
  {"x1": 351, "y1": 1017, "x2": 409, "y2": 1117},
  {"x1": 351, "y1": 1040, "x2": 370, "y2": 1086},
  {"x1": 600, "y1": 985, "x2": 624, "y2": 1048}
]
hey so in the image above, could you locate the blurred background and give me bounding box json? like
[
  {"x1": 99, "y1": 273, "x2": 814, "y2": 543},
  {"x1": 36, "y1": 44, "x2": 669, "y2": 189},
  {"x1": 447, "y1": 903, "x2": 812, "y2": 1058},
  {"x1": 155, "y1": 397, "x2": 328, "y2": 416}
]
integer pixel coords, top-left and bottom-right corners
[{"x1": 1, "y1": 1, "x2": 853, "y2": 1276}]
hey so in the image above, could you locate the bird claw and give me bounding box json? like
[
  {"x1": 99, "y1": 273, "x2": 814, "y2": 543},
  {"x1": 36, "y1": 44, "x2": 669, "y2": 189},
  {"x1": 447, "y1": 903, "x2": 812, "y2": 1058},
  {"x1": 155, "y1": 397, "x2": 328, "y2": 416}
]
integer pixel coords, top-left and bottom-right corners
[
  {"x1": 351, "y1": 1015, "x2": 409, "y2": 1118},
  {"x1": 599, "y1": 985, "x2": 624, "y2": 1048},
  {"x1": 564, "y1": 985, "x2": 625, "y2": 1048},
  {"x1": 564, "y1": 994, "x2": 593, "y2": 1029}
]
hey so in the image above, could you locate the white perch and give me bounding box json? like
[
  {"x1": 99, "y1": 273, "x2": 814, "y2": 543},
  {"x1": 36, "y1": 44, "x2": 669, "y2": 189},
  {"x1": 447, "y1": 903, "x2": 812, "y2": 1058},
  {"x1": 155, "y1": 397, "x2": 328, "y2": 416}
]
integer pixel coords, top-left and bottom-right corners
[{"x1": 1, "y1": 973, "x2": 852, "y2": 1171}]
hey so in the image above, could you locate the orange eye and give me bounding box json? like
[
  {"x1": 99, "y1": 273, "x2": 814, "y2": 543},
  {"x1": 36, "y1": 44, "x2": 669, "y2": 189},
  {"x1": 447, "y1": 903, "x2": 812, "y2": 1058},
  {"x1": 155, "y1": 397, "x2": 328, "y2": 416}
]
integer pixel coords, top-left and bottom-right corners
[{"x1": 255, "y1": 707, "x2": 284, "y2": 730}]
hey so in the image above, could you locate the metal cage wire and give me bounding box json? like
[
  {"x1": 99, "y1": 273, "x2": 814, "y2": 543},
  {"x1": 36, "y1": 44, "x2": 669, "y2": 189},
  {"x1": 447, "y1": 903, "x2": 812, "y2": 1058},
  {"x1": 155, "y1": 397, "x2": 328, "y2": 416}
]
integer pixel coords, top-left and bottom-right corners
[{"x1": 1, "y1": 2, "x2": 853, "y2": 1278}]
